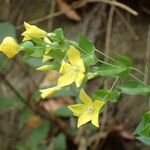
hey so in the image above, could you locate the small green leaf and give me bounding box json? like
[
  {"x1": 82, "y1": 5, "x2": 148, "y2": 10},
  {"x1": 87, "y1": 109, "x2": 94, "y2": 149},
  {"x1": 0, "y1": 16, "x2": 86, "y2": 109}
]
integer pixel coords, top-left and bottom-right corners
[
  {"x1": 134, "y1": 111, "x2": 150, "y2": 137},
  {"x1": 54, "y1": 133, "x2": 66, "y2": 150},
  {"x1": 95, "y1": 64, "x2": 128, "y2": 78},
  {"x1": 55, "y1": 105, "x2": 72, "y2": 117},
  {"x1": 120, "y1": 81, "x2": 150, "y2": 96},
  {"x1": 20, "y1": 41, "x2": 34, "y2": 51},
  {"x1": 30, "y1": 47, "x2": 44, "y2": 57},
  {"x1": 136, "y1": 136, "x2": 150, "y2": 146},
  {"x1": 0, "y1": 54, "x2": 9, "y2": 71},
  {"x1": 48, "y1": 49, "x2": 66, "y2": 59},
  {"x1": 116, "y1": 53, "x2": 133, "y2": 67},
  {"x1": 79, "y1": 34, "x2": 97, "y2": 66},
  {"x1": 0, "y1": 22, "x2": 16, "y2": 42},
  {"x1": 52, "y1": 28, "x2": 65, "y2": 43},
  {"x1": 93, "y1": 89, "x2": 120, "y2": 102},
  {"x1": 23, "y1": 57, "x2": 43, "y2": 68},
  {"x1": 79, "y1": 34, "x2": 95, "y2": 54}
]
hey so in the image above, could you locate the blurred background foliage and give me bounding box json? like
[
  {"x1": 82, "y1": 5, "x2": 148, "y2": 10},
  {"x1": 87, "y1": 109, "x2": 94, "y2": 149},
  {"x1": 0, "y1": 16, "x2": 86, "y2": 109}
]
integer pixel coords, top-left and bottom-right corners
[{"x1": 0, "y1": 0, "x2": 150, "y2": 150}]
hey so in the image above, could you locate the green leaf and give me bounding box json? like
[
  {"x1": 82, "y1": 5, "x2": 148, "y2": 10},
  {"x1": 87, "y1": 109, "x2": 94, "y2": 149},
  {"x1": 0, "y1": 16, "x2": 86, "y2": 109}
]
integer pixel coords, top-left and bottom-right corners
[
  {"x1": 79, "y1": 34, "x2": 97, "y2": 66},
  {"x1": 93, "y1": 89, "x2": 120, "y2": 102},
  {"x1": 0, "y1": 22, "x2": 16, "y2": 42},
  {"x1": 116, "y1": 53, "x2": 133, "y2": 67},
  {"x1": 134, "y1": 111, "x2": 150, "y2": 137},
  {"x1": 79, "y1": 34, "x2": 95, "y2": 54},
  {"x1": 95, "y1": 63, "x2": 129, "y2": 78},
  {"x1": 52, "y1": 28, "x2": 65, "y2": 43},
  {"x1": 29, "y1": 121, "x2": 49, "y2": 150},
  {"x1": 48, "y1": 49, "x2": 66, "y2": 59},
  {"x1": 23, "y1": 57, "x2": 43, "y2": 68},
  {"x1": 55, "y1": 105, "x2": 72, "y2": 117},
  {"x1": 54, "y1": 133, "x2": 67, "y2": 150},
  {"x1": 30, "y1": 47, "x2": 44, "y2": 57},
  {"x1": 136, "y1": 136, "x2": 150, "y2": 146},
  {"x1": 0, "y1": 54, "x2": 9, "y2": 71},
  {"x1": 32, "y1": 38, "x2": 44, "y2": 45},
  {"x1": 120, "y1": 81, "x2": 150, "y2": 96},
  {"x1": 49, "y1": 85, "x2": 77, "y2": 98},
  {"x1": 20, "y1": 41, "x2": 34, "y2": 51}
]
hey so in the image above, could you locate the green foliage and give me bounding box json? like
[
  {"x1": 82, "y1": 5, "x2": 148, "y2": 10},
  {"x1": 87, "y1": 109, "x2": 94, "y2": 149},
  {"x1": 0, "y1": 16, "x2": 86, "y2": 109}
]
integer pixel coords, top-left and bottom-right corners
[
  {"x1": 136, "y1": 136, "x2": 150, "y2": 146},
  {"x1": 54, "y1": 133, "x2": 67, "y2": 150},
  {"x1": 134, "y1": 111, "x2": 150, "y2": 137},
  {"x1": 55, "y1": 105, "x2": 73, "y2": 117},
  {"x1": 0, "y1": 22, "x2": 16, "y2": 42},
  {"x1": 95, "y1": 63, "x2": 131, "y2": 79},
  {"x1": 79, "y1": 34, "x2": 97, "y2": 66},
  {"x1": 93, "y1": 89, "x2": 120, "y2": 102},
  {"x1": 134, "y1": 111, "x2": 150, "y2": 145},
  {"x1": 116, "y1": 53, "x2": 133, "y2": 67},
  {"x1": 120, "y1": 81, "x2": 150, "y2": 96},
  {"x1": 21, "y1": 41, "x2": 34, "y2": 51},
  {"x1": 0, "y1": 54, "x2": 9, "y2": 71},
  {"x1": 23, "y1": 57, "x2": 43, "y2": 68},
  {"x1": 1, "y1": 25, "x2": 150, "y2": 148}
]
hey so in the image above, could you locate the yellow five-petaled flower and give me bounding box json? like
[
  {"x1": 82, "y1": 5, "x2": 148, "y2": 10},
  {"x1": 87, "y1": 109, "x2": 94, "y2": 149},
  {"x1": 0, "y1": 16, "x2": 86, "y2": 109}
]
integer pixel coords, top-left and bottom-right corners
[
  {"x1": 68, "y1": 89, "x2": 105, "y2": 128},
  {"x1": 58, "y1": 45, "x2": 85, "y2": 87},
  {"x1": 22, "y1": 22, "x2": 48, "y2": 41},
  {"x1": 0, "y1": 36, "x2": 20, "y2": 58},
  {"x1": 40, "y1": 46, "x2": 85, "y2": 98}
]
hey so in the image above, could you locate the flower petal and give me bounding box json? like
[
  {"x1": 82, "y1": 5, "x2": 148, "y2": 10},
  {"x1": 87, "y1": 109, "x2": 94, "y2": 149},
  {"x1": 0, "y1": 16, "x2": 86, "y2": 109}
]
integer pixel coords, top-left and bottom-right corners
[
  {"x1": 58, "y1": 71, "x2": 76, "y2": 87},
  {"x1": 42, "y1": 55, "x2": 53, "y2": 62},
  {"x1": 77, "y1": 111, "x2": 91, "y2": 128},
  {"x1": 79, "y1": 89, "x2": 93, "y2": 104},
  {"x1": 76, "y1": 59, "x2": 85, "y2": 72},
  {"x1": 75, "y1": 72, "x2": 84, "y2": 87},
  {"x1": 22, "y1": 22, "x2": 47, "y2": 41},
  {"x1": 0, "y1": 36, "x2": 20, "y2": 58},
  {"x1": 36, "y1": 65, "x2": 51, "y2": 71},
  {"x1": 40, "y1": 86, "x2": 61, "y2": 99},
  {"x1": 67, "y1": 46, "x2": 81, "y2": 65},
  {"x1": 59, "y1": 61, "x2": 72, "y2": 74},
  {"x1": 68, "y1": 104, "x2": 86, "y2": 116},
  {"x1": 91, "y1": 111, "x2": 99, "y2": 127},
  {"x1": 93, "y1": 100, "x2": 105, "y2": 112},
  {"x1": 24, "y1": 22, "x2": 31, "y2": 30}
]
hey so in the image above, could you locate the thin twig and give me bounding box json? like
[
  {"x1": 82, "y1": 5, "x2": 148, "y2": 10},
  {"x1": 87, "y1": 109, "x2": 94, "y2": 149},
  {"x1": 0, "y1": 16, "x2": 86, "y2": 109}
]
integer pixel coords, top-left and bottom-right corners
[
  {"x1": 92, "y1": 5, "x2": 115, "y2": 150},
  {"x1": 16, "y1": 0, "x2": 138, "y2": 30},
  {"x1": 0, "y1": 73, "x2": 72, "y2": 139},
  {"x1": 86, "y1": 0, "x2": 138, "y2": 16},
  {"x1": 143, "y1": 26, "x2": 150, "y2": 110},
  {"x1": 115, "y1": 8, "x2": 139, "y2": 40}
]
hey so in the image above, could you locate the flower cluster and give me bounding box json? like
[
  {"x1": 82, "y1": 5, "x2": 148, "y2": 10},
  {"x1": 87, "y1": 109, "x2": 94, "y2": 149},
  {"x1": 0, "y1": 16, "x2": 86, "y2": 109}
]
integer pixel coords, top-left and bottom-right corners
[{"x1": 0, "y1": 22, "x2": 105, "y2": 128}]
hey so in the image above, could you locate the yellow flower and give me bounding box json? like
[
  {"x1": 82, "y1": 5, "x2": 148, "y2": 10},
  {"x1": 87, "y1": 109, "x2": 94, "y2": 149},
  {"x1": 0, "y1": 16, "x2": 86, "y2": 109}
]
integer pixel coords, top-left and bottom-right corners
[
  {"x1": 40, "y1": 86, "x2": 61, "y2": 99},
  {"x1": 68, "y1": 89, "x2": 105, "y2": 128},
  {"x1": 58, "y1": 46, "x2": 85, "y2": 87},
  {"x1": 0, "y1": 36, "x2": 20, "y2": 58},
  {"x1": 42, "y1": 46, "x2": 52, "y2": 62},
  {"x1": 36, "y1": 65, "x2": 51, "y2": 71},
  {"x1": 22, "y1": 22, "x2": 47, "y2": 41},
  {"x1": 39, "y1": 46, "x2": 85, "y2": 99}
]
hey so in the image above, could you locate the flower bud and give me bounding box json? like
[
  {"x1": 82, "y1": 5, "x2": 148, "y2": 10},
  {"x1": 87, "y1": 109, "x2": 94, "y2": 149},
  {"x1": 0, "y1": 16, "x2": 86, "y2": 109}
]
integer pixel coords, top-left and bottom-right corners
[
  {"x1": 0, "y1": 36, "x2": 20, "y2": 58},
  {"x1": 22, "y1": 22, "x2": 47, "y2": 41}
]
